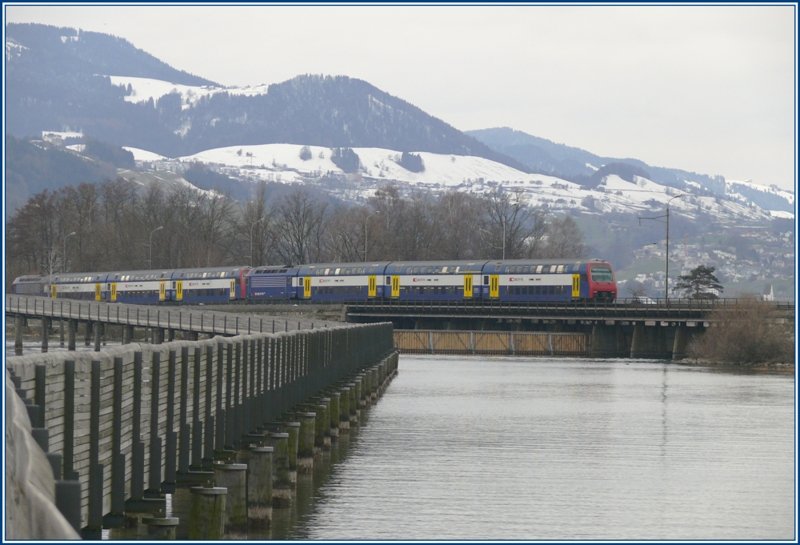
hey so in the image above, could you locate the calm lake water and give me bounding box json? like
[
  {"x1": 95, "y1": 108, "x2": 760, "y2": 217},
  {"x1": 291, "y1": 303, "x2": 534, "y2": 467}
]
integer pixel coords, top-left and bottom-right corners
[{"x1": 276, "y1": 356, "x2": 795, "y2": 541}]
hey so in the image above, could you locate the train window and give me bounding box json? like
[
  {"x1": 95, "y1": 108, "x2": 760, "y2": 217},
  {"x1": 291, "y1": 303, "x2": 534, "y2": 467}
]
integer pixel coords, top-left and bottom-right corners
[
  {"x1": 591, "y1": 268, "x2": 613, "y2": 282},
  {"x1": 535, "y1": 266, "x2": 542, "y2": 274},
  {"x1": 556, "y1": 265, "x2": 564, "y2": 273},
  {"x1": 335, "y1": 268, "x2": 341, "y2": 275},
  {"x1": 484, "y1": 275, "x2": 489, "y2": 285},
  {"x1": 386, "y1": 277, "x2": 391, "y2": 284}
]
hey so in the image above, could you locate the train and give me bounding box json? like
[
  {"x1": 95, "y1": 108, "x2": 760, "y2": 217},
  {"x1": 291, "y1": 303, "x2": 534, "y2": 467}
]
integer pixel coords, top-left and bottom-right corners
[{"x1": 10, "y1": 259, "x2": 617, "y2": 305}]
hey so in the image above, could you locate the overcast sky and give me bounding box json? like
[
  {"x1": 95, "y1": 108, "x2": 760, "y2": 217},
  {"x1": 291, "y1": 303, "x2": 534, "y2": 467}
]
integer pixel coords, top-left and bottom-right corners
[{"x1": 5, "y1": 3, "x2": 797, "y2": 191}]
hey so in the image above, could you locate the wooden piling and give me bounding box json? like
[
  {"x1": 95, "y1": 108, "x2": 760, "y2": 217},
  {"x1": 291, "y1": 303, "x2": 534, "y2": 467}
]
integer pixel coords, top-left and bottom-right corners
[
  {"x1": 297, "y1": 412, "x2": 316, "y2": 473},
  {"x1": 213, "y1": 463, "x2": 247, "y2": 533},
  {"x1": 269, "y1": 432, "x2": 292, "y2": 508},
  {"x1": 247, "y1": 446, "x2": 274, "y2": 530},
  {"x1": 188, "y1": 487, "x2": 227, "y2": 540}
]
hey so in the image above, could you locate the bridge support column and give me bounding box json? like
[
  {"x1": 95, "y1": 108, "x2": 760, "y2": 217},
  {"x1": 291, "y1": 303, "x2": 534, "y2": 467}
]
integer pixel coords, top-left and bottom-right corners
[
  {"x1": 328, "y1": 392, "x2": 341, "y2": 441},
  {"x1": 247, "y1": 446, "x2": 274, "y2": 530},
  {"x1": 630, "y1": 324, "x2": 647, "y2": 358},
  {"x1": 213, "y1": 463, "x2": 247, "y2": 535},
  {"x1": 144, "y1": 516, "x2": 179, "y2": 540},
  {"x1": 122, "y1": 325, "x2": 134, "y2": 345},
  {"x1": 672, "y1": 326, "x2": 688, "y2": 361},
  {"x1": 269, "y1": 432, "x2": 292, "y2": 508},
  {"x1": 188, "y1": 486, "x2": 227, "y2": 540},
  {"x1": 40, "y1": 318, "x2": 50, "y2": 353},
  {"x1": 68, "y1": 320, "x2": 77, "y2": 351},
  {"x1": 630, "y1": 324, "x2": 672, "y2": 359},
  {"x1": 297, "y1": 413, "x2": 316, "y2": 473},
  {"x1": 93, "y1": 322, "x2": 103, "y2": 352},
  {"x1": 14, "y1": 315, "x2": 25, "y2": 355},
  {"x1": 590, "y1": 325, "x2": 618, "y2": 358},
  {"x1": 284, "y1": 421, "x2": 300, "y2": 480},
  {"x1": 338, "y1": 387, "x2": 351, "y2": 432},
  {"x1": 84, "y1": 321, "x2": 93, "y2": 347},
  {"x1": 316, "y1": 398, "x2": 332, "y2": 450}
]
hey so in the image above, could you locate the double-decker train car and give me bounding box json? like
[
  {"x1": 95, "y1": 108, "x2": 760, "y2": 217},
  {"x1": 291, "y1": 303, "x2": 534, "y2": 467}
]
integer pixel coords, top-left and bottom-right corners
[
  {"x1": 383, "y1": 261, "x2": 486, "y2": 301},
  {"x1": 40, "y1": 266, "x2": 251, "y2": 304},
  {"x1": 170, "y1": 266, "x2": 250, "y2": 304},
  {"x1": 294, "y1": 262, "x2": 390, "y2": 302},
  {"x1": 481, "y1": 259, "x2": 617, "y2": 303},
  {"x1": 12, "y1": 259, "x2": 617, "y2": 305}
]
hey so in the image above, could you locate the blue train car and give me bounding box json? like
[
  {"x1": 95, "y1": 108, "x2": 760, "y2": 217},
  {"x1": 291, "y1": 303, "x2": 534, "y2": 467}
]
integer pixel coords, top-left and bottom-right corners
[
  {"x1": 383, "y1": 261, "x2": 488, "y2": 301},
  {"x1": 297, "y1": 262, "x2": 390, "y2": 303},
  {"x1": 247, "y1": 265, "x2": 298, "y2": 301}
]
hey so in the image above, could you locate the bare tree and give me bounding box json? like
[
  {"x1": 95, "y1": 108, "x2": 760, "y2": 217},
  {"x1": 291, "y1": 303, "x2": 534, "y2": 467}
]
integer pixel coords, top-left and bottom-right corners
[
  {"x1": 324, "y1": 205, "x2": 366, "y2": 262},
  {"x1": 274, "y1": 188, "x2": 328, "y2": 264},
  {"x1": 539, "y1": 215, "x2": 586, "y2": 258},
  {"x1": 242, "y1": 182, "x2": 273, "y2": 266},
  {"x1": 482, "y1": 189, "x2": 544, "y2": 259},
  {"x1": 431, "y1": 191, "x2": 485, "y2": 259}
]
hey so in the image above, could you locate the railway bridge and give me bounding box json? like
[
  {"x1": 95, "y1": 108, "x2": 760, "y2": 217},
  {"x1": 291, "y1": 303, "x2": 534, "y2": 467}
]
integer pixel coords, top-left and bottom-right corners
[{"x1": 344, "y1": 298, "x2": 795, "y2": 359}]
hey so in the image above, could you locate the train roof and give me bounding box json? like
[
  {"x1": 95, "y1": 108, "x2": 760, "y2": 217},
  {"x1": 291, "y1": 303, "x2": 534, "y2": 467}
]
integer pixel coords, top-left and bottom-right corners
[
  {"x1": 12, "y1": 275, "x2": 43, "y2": 283},
  {"x1": 50, "y1": 271, "x2": 111, "y2": 282},
  {"x1": 297, "y1": 262, "x2": 390, "y2": 275},
  {"x1": 170, "y1": 266, "x2": 250, "y2": 279},
  {"x1": 106, "y1": 269, "x2": 174, "y2": 281},
  {"x1": 384, "y1": 260, "x2": 488, "y2": 274},
  {"x1": 248, "y1": 265, "x2": 298, "y2": 275},
  {"x1": 481, "y1": 259, "x2": 613, "y2": 274}
]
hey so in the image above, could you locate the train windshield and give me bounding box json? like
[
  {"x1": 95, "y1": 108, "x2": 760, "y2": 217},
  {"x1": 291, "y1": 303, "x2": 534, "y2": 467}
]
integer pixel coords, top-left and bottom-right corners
[{"x1": 590, "y1": 267, "x2": 613, "y2": 282}]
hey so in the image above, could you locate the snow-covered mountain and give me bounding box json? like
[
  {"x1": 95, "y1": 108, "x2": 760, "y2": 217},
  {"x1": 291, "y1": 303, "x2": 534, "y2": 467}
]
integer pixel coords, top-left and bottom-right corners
[
  {"x1": 117, "y1": 140, "x2": 790, "y2": 225},
  {"x1": 5, "y1": 23, "x2": 795, "y2": 299}
]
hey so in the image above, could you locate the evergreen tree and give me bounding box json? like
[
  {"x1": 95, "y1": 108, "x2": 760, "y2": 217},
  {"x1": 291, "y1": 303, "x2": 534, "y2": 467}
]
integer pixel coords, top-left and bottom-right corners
[
  {"x1": 673, "y1": 265, "x2": 724, "y2": 299},
  {"x1": 397, "y1": 151, "x2": 424, "y2": 173},
  {"x1": 330, "y1": 147, "x2": 360, "y2": 173}
]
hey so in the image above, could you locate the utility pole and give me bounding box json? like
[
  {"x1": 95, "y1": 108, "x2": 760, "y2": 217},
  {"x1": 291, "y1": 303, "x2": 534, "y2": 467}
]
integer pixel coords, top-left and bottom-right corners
[
  {"x1": 63, "y1": 231, "x2": 76, "y2": 273},
  {"x1": 639, "y1": 194, "x2": 685, "y2": 303}
]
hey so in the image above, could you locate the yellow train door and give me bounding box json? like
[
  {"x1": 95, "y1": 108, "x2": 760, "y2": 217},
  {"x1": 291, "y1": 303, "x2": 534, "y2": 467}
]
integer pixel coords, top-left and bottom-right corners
[
  {"x1": 176, "y1": 280, "x2": 184, "y2": 302},
  {"x1": 489, "y1": 275, "x2": 500, "y2": 299},
  {"x1": 229, "y1": 279, "x2": 235, "y2": 300},
  {"x1": 572, "y1": 274, "x2": 581, "y2": 299},
  {"x1": 391, "y1": 275, "x2": 400, "y2": 298},
  {"x1": 50, "y1": 284, "x2": 57, "y2": 299},
  {"x1": 159, "y1": 280, "x2": 166, "y2": 302},
  {"x1": 368, "y1": 275, "x2": 377, "y2": 298},
  {"x1": 110, "y1": 283, "x2": 117, "y2": 302},
  {"x1": 303, "y1": 277, "x2": 312, "y2": 299},
  {"x1": 463, "y1": 274, "x2": 473, "y2": 299},
  {"x1": 95, "y1": 283, "x2": 102, "y2": 301}
]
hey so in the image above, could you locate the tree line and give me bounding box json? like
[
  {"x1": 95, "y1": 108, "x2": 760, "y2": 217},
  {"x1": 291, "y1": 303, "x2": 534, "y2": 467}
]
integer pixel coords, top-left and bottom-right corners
[{"x1": 5, "y1": 178, "x2": 586, "y2": 285}]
